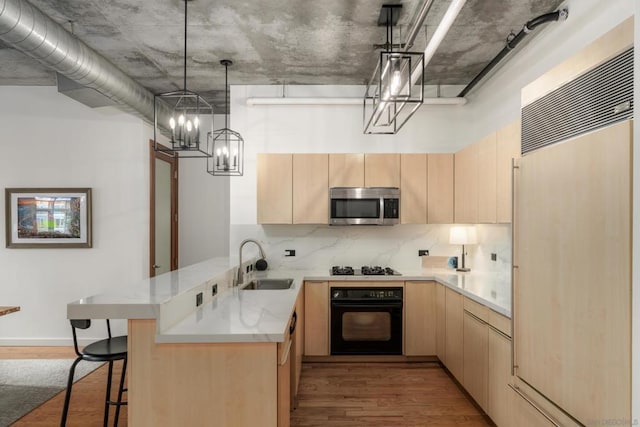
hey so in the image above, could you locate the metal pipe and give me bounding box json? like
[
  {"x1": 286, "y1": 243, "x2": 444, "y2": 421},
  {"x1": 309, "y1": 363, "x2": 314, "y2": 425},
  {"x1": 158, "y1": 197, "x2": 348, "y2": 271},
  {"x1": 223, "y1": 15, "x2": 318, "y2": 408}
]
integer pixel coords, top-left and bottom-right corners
[
  {"x1": 403, "y1": 0, "x2": 435, "y2": 51},
  {"x1": 0, "y1": 0, "x2": 163, "y2": 123},
  {"x1": 458, "y1": 8, "x2": 569, "y2": 98}
]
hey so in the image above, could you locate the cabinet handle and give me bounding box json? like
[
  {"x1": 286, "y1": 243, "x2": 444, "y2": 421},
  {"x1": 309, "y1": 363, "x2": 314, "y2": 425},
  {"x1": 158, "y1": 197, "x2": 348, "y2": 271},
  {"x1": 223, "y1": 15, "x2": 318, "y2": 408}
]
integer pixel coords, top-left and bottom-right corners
[
  {"x1": 509, "y1": 384, "x2": 561, "y2": 427},
  {"x1": 280, "y1": 339, "x2": 293, "y2": 366}
]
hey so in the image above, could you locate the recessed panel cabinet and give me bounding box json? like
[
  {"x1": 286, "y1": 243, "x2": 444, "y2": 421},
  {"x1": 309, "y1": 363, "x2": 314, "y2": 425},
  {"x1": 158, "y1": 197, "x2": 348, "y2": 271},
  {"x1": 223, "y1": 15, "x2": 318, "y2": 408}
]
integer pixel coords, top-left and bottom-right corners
[
  {"x1": 293, "y1": 154, "x2": 329, "y2": 224},
  {"x1": 404, "y1": 281, "x2": 436, "y2": 355},
  {"x1": 257, "y1": 154, "x2": 293, "y2": 224}
]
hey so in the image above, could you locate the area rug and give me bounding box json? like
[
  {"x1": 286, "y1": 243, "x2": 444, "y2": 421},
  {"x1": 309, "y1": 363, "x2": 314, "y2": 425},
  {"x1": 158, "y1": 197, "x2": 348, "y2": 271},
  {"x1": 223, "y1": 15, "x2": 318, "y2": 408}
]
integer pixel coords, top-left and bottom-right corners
[{"x1": 0, "y1": 359, "x2": 104, "y2": 426}]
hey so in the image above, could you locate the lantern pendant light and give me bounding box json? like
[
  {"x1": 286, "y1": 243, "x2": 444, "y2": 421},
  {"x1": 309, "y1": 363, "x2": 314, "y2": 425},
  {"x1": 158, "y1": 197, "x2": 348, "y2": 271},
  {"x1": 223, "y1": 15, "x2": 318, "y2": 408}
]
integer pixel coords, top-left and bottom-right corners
[
  {"x1": 153, "y1": 0, "x2": 213, "y2": 158},
  {"x1": 207, "y1": 59, "x2": 244, "y2": 176}
]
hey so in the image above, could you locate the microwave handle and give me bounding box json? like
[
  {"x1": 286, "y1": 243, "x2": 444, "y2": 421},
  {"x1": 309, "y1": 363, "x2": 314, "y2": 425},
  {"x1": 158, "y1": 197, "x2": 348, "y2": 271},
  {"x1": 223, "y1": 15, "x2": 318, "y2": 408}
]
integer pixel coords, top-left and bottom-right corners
[{"x1": 379, "y1": 197, "x2": 384, "y2": 222}]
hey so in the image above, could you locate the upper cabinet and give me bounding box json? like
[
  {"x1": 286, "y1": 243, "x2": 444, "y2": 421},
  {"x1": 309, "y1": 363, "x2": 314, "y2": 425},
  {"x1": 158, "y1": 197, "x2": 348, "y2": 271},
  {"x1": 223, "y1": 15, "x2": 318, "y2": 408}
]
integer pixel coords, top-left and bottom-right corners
[
  {"x1": 257, "y1": 154, "x2": 293, "y2": 224},
  {"x1": 453, "y1": 119, "x2": 520, "y2": 224},
  {"x1": 496, "y1": 120, "x2": 521, "y2": 223},
  {"x1": 477, "y1": 133, "x2": 497, "y2": 223},
  {"x1": 454, "y1": 143, "x2": 479, "y2": 223},
  {"x1": 364, "y1": 154, "x2": 400, "y2": 187},
  {"x1": 329, "y1": 154, "x2": 364, "y2": 187},
  {"x1": 293, "y1": 154, "x2": 329, "y2": 224},
  {"x1": 427, "y1": 154, "x2": 454, "y2": 224},
  {"x1": 400, "y1": 154, "x2": 427, "y2": 224}
]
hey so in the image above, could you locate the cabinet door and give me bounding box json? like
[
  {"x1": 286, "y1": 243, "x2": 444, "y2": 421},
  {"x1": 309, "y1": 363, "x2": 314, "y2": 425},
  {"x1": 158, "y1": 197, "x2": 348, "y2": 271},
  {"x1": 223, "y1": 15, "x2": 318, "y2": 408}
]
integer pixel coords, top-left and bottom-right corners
[
  {"x1": 463, "y1": 311, "x2": 488, "y2": 411},
  {"x1": 293, "y1": 154, "x2": 329, "y2": 224},
  {"x1": 303, "y1": 281, "x2": 329, "y2": 356},
  {"x1": 516, "y1": 121, "x2": 631, "y2": 424},
  {"x1": 257, "y1": 154, "x2": 292, "y2": 224},
  {"x1": 488, "y1": 327, "x2": 512, "y2": 426},
  {"x1": 400, "y1": 154, "x2": 427, "y2": 224},
  {"x1": 444, "y1": 288, "x2": 463, "y2": 382},
  {"x1": 364, "y1": 153, "x2": 400, "y2": 187},
  {"x1": 511, "y1": 388, "x2": 555, "y2": 427},
  {"x1": 435, "y1": 283, "x2": 446, "y2": 362},
  {"x1": 454, "y1": 143, "x2": 478, "y2": 223},
  {"x1": 496, "y1": 120, "x2": 520, "y2": 223},
  {"x1": 404, "y1": 281, "x2": 436, "y2": 355},
  {"x1": 293, "y1": 288, "x2": 304, "y2": 403},
  {"x1": 329, "y1": 154, "x2": 364, "y2": 187},
  {"x1": 277, "y1": 341, "x2": 292, "y2": 427},
  {"x1": 477, "y1": 133, "x2": 497, "y2": 223},
  {"x1": 427, "y1": 154, "x2": 454, "y2": 224}
]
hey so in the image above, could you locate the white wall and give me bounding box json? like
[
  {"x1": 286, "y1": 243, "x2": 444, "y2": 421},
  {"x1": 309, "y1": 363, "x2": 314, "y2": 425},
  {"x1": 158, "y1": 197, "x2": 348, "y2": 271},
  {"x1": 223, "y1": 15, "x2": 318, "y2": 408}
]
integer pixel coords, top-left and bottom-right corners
[
  {"x1": 178, "y1": 114, "x2": 230, "y2": 267},
  {"x1": 0, "y1": 86, "x2": 150, "y2": 344}
]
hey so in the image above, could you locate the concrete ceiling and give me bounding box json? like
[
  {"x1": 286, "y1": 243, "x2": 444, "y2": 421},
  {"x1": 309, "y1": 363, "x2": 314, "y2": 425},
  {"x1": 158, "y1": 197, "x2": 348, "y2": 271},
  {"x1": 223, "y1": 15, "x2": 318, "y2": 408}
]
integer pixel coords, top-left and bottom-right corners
[{"x1": 0, "y1": 0, "x2": 563, "y2": 113}]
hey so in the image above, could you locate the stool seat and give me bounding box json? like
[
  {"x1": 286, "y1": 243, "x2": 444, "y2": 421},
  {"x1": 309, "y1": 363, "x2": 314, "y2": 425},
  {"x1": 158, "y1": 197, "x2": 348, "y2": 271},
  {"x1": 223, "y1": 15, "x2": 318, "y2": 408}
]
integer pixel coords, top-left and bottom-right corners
[{"x1": 83, "y1": 335, "x2": 127, "y2": 359}]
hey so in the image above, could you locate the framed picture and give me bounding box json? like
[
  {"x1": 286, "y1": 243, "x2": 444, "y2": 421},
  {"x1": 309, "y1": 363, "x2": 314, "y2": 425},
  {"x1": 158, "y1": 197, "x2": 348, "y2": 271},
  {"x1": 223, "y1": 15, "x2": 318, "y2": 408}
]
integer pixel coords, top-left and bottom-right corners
[{"x1": 5, "y1": 188, "x2": 92, "y2": 248}]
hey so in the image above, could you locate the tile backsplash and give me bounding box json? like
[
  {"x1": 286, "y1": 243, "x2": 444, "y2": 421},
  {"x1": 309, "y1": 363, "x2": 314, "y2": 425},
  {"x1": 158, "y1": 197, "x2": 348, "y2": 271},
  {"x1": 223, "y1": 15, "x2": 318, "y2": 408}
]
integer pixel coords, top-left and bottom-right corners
[{"x1": 230, "y1": 223, "x2": 511, "y2": 274}]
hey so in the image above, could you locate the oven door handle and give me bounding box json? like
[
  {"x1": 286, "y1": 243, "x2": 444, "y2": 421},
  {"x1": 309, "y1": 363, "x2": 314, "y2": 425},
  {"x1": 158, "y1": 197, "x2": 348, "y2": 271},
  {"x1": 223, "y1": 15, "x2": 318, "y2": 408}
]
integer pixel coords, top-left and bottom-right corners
[{"x1": 331, "y1": 302, "x2": 403, "y2": 309}]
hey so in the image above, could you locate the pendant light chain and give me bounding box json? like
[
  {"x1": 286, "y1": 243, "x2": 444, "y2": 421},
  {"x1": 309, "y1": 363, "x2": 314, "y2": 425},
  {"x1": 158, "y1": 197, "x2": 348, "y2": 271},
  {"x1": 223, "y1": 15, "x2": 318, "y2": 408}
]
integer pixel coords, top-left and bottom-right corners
[{"x1": 225, "y1": 62, "x2": 228, "y2": 129}]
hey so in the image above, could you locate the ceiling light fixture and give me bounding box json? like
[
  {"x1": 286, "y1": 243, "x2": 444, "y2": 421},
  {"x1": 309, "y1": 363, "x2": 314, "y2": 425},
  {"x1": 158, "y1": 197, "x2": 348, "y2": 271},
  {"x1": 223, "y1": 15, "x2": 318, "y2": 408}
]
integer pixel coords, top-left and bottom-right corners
[
  {"x1": 153, "y1": 0, "x2": 213, "y2": 158},
  {"x1": 207, "y1": 60, "x2": 244, "y2": 176},
  {"x1": 363, "y1": 4, "x2": 425, "y2": 135}
]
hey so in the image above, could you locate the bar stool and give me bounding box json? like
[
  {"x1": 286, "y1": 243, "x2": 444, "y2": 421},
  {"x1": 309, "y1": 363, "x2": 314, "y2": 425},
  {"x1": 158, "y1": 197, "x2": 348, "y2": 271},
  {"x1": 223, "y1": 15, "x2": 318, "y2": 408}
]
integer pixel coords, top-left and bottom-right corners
[{"x1": 61, "y1": 319, "x2": 127, "y2": 427}]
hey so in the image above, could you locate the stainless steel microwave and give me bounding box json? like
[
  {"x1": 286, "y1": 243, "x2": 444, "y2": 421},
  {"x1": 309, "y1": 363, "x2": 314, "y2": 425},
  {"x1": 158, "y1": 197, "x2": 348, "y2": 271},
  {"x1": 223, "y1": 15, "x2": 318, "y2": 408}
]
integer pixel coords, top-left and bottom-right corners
[{"x1": 329, "y1": 187, "x2": 400, "y2": 225}]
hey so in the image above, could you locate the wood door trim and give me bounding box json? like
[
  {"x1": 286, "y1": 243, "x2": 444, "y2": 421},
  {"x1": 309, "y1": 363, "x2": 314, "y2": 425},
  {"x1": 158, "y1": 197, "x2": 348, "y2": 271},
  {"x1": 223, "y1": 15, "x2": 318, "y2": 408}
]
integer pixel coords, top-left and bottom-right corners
[{"x1": 149, "y1": 140, "x2": 179, "y2": 277}]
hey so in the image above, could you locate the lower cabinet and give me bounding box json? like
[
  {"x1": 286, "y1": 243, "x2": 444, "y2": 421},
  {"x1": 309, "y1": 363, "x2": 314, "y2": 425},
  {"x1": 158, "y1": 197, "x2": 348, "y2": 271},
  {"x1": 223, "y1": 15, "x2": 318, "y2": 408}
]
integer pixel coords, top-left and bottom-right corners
[
  {"x1": 444, "y1": 288, "x2": 464, "y2": 382},
  {"x1": 404, "y1": 281, "x2": 437, "y2": 355},
  {"x1": 510, "y1": 387, "x2": 556, "y2": 427},
  {"x1": 435, "y1": 283, "x2": 446, "y2": 361},
  {"x1": 277, "y1": 339, "x2": 292, "y2": 427},
  {"x1": 463, "y1": 311, "x2": 488, "y2": 412},
  {"x1": 488, "y1": 326, "x2": 512, "y2": 426},
  {"x1": 303, "y1": 281, "x2": 329, "y2": 356}
]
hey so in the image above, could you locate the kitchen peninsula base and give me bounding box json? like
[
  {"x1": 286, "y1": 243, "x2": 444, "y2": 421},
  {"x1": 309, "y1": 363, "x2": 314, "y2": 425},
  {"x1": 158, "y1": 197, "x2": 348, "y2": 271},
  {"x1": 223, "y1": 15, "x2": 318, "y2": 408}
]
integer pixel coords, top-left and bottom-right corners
[{"x1": 128, "y1": 319, "x2": 279, "y2": 427}]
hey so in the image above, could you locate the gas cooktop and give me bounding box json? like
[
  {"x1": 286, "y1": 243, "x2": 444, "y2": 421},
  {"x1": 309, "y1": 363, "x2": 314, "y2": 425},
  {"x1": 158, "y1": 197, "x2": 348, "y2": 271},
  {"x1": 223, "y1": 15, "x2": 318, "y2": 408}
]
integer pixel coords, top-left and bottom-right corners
[{"x1": 330, "y1": 266, "x2": 402, "y2": 276}]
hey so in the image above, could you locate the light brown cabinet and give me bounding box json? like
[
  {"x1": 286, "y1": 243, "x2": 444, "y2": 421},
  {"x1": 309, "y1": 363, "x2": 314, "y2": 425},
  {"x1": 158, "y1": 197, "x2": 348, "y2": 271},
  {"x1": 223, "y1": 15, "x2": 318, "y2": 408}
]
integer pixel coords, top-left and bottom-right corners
[
  {"x1": 435, "y1": 283, "x2": 446, "y2": 361},
  {"x1": 488, "y1": 326, "x2": 512, "y2": 426},
  {"x1": 463, "y1": 311, "x2": 488, "y2": 412},
  {"x1": 364, "y1": 153, "x2": 400, "y2": 187},
  {"x1": 400, "y1": 154, "x2": 427, "y2": 224},
  {"x1": 427, "y1": 154, "x2": 454, "y2": 223},
  {"x1": 277, "y1": 334, "x2": 292, "y2": 427},
  {"x1": 444, "y1": 288, "x2": 463, "y2": 382},
  {"x1": 477, "y1": 133, "x2": 497, "y2": 223},
  {"x1": 257, "y1": 154, "x2": 292, "y2": 224},
  {"x1": 496, "y1": 120, "x2": 520, "y2": 223},
  {"x1": 293, "y1": 154, "x2": 329, "y2": 224},
  {"x1": 510, "y1": 388, "x2": 555, "y2": 427},
  {"x1": 292, "y1": 288, "x2": 304, "y2": 406},
  {"x1": 329, "y1": 154, "x2": 364, "y2": 187},
  {"x1": 303, "y1": 281, "x2": 329, "y2": 356},
  {"x1": 404, "y1": 281, "x2": 436, "y2": 355},
  {"x1": 454, "y1": 144, "x2": 478, "y2": 223}
]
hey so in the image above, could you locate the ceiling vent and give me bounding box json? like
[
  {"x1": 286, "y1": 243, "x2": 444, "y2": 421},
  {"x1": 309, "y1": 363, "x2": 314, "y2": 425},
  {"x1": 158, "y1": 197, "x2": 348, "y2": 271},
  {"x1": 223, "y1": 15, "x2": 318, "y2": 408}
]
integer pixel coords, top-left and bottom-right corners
[{"x1": 521, "y1": 47, "x2": 634, "y2": 155}]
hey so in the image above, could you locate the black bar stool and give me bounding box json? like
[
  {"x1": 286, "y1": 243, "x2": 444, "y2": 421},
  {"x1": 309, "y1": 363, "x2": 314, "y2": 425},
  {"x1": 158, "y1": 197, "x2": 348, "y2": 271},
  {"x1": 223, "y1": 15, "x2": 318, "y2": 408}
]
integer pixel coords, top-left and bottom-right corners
[{"x1": 61, "y1": 319, "x2": 128, "y2": 427}]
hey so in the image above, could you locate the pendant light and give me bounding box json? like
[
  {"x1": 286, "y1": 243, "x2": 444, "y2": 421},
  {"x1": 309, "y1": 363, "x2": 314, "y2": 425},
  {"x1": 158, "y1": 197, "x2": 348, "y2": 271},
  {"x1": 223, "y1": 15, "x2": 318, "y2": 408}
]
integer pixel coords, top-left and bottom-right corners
[
  {"x1": 153, "y1": 0, "x2": 213, "y2": 158},
  {"x1": 207, "y1": 59, "x2": 244, "y2": 176},
  {"x1": 363, "y1": 4, "x2": 424, "y2": 134}
]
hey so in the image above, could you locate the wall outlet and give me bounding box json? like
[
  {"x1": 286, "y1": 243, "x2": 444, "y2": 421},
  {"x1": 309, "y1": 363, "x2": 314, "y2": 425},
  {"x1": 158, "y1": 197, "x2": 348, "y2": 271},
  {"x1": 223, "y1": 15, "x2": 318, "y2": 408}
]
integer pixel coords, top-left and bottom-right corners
[
  {"x1": 418, "y1": 250, "x2": 429, "y2": 256},
  {"x1": 196, "y1": 292, "x2": 203, "y2": 307},
  {"x1": 212, "y1": 284, "x2": 218, "y2": 296},
  {"x1": 285, "y1": 249, "x2": 296, "y2": 257},
  {"x1": 491, "y1": 253, "x2": 497, "y2": 261}
]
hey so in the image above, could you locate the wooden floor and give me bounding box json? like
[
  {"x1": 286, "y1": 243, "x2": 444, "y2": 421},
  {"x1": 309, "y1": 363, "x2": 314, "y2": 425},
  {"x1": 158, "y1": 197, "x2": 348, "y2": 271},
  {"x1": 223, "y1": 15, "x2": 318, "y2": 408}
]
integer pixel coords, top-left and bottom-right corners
[
  {"x1": 1, "y1": 348, "x2": 488, "y2": 427},
  {"x1": 291, "y1": 362, "x2": 492, "y2": 427},
  {"x1": 0, "y1": 346, "x2": 127, "y2": 427}
]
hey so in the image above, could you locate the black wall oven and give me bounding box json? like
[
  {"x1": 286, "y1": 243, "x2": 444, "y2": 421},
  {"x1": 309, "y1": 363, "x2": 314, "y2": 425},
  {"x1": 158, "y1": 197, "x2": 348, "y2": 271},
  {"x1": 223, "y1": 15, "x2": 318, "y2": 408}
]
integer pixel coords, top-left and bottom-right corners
[{"x1": 330, "y1": 287, "x2": 403, "y2": 355}]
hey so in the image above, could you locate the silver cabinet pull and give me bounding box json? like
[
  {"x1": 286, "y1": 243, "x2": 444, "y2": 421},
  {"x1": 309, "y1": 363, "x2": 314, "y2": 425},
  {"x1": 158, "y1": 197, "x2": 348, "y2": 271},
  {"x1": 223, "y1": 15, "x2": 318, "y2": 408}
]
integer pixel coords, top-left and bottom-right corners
[{"x1": 153, "y1": 264, "x2": 161, "y2": 269}]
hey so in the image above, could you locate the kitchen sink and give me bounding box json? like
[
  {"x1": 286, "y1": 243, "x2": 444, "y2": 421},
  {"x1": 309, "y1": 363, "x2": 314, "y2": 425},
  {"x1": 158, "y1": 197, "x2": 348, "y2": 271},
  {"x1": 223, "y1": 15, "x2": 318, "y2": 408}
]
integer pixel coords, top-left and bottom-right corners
[{"x1": 241, "y1": 278, "x2": 294, "y2": 290}]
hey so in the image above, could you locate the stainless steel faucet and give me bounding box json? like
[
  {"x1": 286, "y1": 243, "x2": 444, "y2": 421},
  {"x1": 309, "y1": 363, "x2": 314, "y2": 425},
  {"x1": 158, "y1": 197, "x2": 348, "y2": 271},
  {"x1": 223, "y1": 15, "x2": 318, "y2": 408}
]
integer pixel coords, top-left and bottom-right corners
[{"x1": 235, "y1": 239, "x2": 266, "y2": 286}]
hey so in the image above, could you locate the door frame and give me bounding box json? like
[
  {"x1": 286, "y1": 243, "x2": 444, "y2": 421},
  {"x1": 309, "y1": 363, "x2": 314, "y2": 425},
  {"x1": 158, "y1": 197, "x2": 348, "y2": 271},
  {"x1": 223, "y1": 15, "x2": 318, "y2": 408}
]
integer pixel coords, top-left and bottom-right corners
[{"x1": 149, "y1": 140, "x2": 179, "y2": 277}]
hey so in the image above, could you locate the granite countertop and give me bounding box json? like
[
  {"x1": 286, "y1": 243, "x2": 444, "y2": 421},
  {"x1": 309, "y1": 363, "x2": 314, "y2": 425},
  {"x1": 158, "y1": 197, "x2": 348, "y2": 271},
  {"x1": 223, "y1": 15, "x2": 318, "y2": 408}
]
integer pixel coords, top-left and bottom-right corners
[{"x1": 67, "y1": 259, "x2": 511, "y2": 344}]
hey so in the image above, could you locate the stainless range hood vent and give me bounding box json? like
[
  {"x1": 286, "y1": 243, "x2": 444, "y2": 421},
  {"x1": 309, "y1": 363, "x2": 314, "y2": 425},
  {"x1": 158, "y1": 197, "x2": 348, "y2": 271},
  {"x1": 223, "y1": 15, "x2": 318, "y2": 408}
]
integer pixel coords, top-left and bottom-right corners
[{"x1": 521, "y1": 47, "x2": 633, "y2": 155}]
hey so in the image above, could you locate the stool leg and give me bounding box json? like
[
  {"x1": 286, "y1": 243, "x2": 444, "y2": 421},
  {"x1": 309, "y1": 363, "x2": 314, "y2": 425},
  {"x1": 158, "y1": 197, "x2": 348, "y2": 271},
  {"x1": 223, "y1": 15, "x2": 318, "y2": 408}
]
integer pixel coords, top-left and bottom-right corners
[
  {"x1": 60, "y1": 357, "x2": 82, "y2": 427},
  {"x1": 104, "y1": 360, "x2": 114, "y2": 427},
  {"x1": 114, "y1": 357, "x2": 127, "y2": 427}
]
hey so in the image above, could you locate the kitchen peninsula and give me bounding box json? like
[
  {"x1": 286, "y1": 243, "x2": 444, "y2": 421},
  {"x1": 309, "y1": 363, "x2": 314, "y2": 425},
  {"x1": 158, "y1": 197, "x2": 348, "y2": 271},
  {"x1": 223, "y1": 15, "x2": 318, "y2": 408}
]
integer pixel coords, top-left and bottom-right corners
[{"x1": 67, "y1": 257, "x2": 510, "y2": 427}]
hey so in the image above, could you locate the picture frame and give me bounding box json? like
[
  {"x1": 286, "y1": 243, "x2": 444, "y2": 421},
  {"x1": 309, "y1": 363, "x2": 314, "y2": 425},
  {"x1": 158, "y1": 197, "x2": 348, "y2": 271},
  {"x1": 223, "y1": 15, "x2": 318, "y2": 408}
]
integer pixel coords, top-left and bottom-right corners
[{"x1": 5, "y1": 188, "x2": 92, "y2": 248}]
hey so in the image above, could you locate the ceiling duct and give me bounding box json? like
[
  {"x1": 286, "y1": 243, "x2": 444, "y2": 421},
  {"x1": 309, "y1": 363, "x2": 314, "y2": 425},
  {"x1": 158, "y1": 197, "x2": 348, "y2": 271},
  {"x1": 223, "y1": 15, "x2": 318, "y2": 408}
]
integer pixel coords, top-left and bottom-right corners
[{"x1": 0, "y1": 0, "x2": 163, "y2": 123}]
